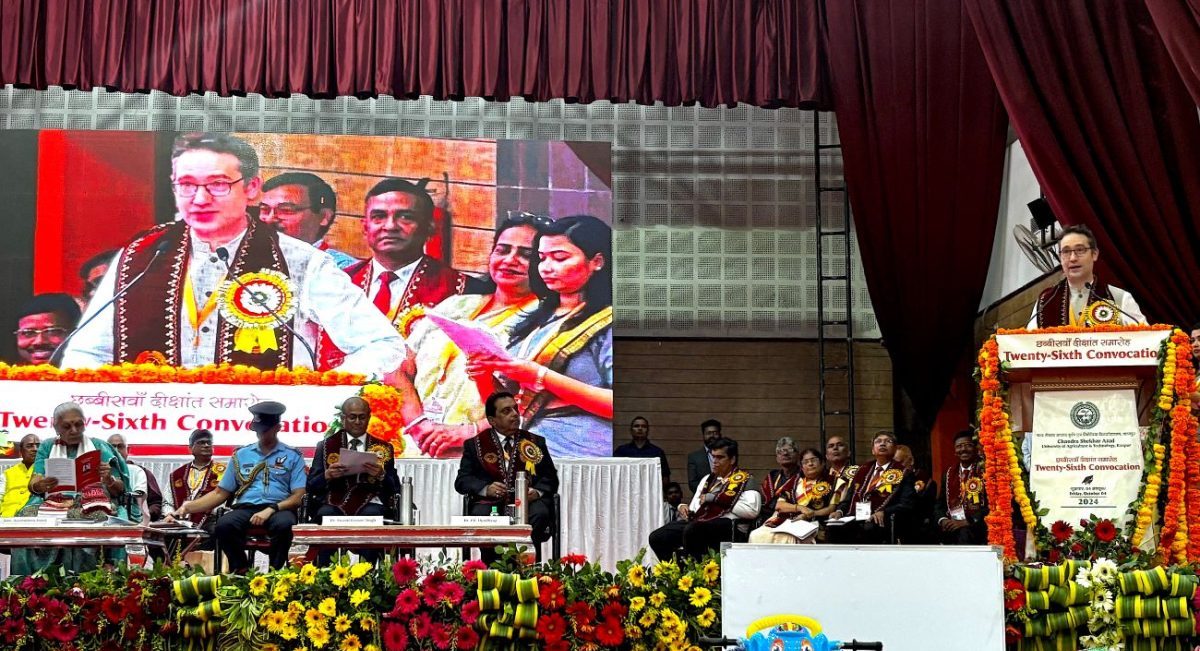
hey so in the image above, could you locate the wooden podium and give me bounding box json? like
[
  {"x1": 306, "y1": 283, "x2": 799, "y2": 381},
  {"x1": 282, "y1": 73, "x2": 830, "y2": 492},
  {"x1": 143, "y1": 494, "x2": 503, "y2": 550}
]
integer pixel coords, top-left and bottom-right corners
[{"x1": 995, "y1": 328, "x2": 1170, "y2": 530}]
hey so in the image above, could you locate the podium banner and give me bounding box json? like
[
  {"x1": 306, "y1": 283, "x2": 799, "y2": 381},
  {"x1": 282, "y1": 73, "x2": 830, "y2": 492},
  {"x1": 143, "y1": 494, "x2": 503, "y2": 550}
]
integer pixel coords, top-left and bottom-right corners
[
  {"x1": 996, "y1": 330, "x2": 1169, "y2": 369},
  {"x1": 1030, "y1": 389, "x2": 1143, "y2": 528}
]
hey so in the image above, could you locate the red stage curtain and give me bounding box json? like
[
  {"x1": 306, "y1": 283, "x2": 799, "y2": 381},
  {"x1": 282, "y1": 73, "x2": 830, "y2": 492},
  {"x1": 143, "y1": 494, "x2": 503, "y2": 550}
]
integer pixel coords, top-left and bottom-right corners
[
  {"x1": 826, "y1": 0, "x2": 1008, "y2": 421},
  {"x1": 0, "y1": 0, "x2": 829, "y2": 108},
  {"x1": 1146, "y1": 0, "x2": 1200, "y2": 107},
  {"x1": 966, "y1": 0, "x2": 1200, "y2": 327}
]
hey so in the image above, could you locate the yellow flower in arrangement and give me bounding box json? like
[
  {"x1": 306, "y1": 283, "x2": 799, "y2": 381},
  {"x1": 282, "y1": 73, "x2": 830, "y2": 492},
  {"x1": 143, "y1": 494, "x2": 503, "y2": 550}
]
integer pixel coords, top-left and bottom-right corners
[
  {"x1": 696, "y1": 608, "x2": 717, "y2": 629},
  {"x1": 305, "y1": 608, "x2": 326, "y2": 628},
  {"x1": 689, "y1": 586, "x2": 712, "y2": 607},
  {"x1": 334, "y1": 615, "x2": 352, "y2": 633},
  {"x1": 359, "y1": 614, "x2": 377, "y2": 632},
  {"x1": 319, "y1": 597, "x2": 338, "y2": 617},
  {"x1": 649, "y1": 592, "x2": 667, "y2": 608},
  {"x1": 249, "y1": 575, "x2": 270, "y2": 596},
  {"x1": 273, "y1": 583, "x2": 291, "y2": 603},
  {"x1": 688, "y1": 646, "x2": 704, "y2": 651},
  {"x1": 639, "y1": 610, "x2": 657, "y2": 628},
  {"x1": 276, "y1": 572, "x2": 299, "y2": 587},
  {"x1": 365, "y1": 645, "x2": 381, "y2": 651},
  {"x1": 280, "y1": 625, "x2": 300, "y2": 641},
  {"x1": 330, "y1": 565, "x2": 351, "y2": 588},
  {"x1": 627, "y1": 564, "x2": 646, "y2": 588},
  {"x1": 630, "y1": 596, "x2": 647, "y2": 612},
  {"x1": 676, "y1": 575, "x2": 694, "y2": 592},
  {"x1": 341, "y1": 634, "x2": 363, "y2": 651},
  {"x1": 300, "y1": 563, "x2": 319, "y2": 585},
  {"x1": 652, "y1": 560, "x2": 679, "y2": 578},
  {"x1": 263, "y1": 610, "x2": 289, "y2": 633},
  {"x1": 702, "y1": 561, "x2": 720, "y2": 584},
  {"x1": 626, "y1": 625, "x2": 644, "y2": 640},
  {"x1": 262, "y1": 644, "x2": 281, "y2": 651},
  {"x1": 350, "y1": 589, "x2": 371, "y2": 607},
  {"x1": 350, "y1": 562, "x2": 372, "y2": 580},
  {"x1": 308, "y1": 625, "x2": 331, "y2": 649}
]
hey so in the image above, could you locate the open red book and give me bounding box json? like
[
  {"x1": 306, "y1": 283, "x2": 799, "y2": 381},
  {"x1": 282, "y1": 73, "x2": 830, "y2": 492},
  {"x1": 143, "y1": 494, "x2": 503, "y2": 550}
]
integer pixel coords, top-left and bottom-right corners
[{"x1": 43, "y1": 450, "x2": 102, "y2": 492}]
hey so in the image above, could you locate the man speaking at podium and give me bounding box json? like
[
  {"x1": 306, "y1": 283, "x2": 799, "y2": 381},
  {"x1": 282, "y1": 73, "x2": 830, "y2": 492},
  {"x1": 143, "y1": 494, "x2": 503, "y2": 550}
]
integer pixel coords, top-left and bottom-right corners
[{"x1": 1028, "y1": 224, "x2": 1146, "y2": 328}]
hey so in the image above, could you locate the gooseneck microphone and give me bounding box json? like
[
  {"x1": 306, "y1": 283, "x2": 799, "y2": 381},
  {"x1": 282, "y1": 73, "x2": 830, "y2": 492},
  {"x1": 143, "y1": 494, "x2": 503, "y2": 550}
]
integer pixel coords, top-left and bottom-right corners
[
  {"x1": 51, "y1": 239, "x2": 172, "y2": 367},
  {"x1": 213, "y1": 247, "x2": 318, "y2": 366}
]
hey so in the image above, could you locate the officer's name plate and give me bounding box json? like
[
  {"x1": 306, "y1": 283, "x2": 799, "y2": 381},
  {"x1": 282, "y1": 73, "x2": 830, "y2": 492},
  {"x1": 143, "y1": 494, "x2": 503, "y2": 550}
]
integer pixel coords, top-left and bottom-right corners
[
  {"x1": 451, "y1": 515, "x2": 512, "y2": 525},
  {"x1": 0, "y1": 516, "x2": 59, "y2": 527},
  {"x1": 321, "y1": 516, "x2": 384, "y2": 527}
]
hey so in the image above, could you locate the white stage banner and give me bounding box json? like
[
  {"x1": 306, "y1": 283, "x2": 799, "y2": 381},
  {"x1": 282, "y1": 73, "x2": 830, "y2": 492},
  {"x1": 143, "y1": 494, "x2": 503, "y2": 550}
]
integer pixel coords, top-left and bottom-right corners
[
  {"x1": 996, "y1": 330, "x2": 1168, "y2": 368},
  {"x1": 1030, "y1": 389, "x2": 1143, "y2": 528},
  {"x1": 0, "y1": 381, "x2": 359, "y2": 450}
]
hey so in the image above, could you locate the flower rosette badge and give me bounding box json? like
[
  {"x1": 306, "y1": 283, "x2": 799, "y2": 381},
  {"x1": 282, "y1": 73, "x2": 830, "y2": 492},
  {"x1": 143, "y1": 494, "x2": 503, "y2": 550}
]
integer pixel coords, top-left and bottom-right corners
[
  {"x1": 517, "y1": 439, "x2": 543, "y2": 474},
  {"x1": 218, "y1": 269, "x2": 297, "y2": 354}
]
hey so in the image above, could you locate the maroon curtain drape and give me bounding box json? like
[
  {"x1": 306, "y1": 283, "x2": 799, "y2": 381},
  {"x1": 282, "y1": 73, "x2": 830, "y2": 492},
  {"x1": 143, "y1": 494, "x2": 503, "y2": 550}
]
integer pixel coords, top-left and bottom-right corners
[
  {"x1": 966, "y1": 0, "x2": 1200, "y2": 327},
  {"x1": 1145, "y1": 0, "x2": 1200, "y2": 106},
  {"x1": 826, "y1": 0, "x2": 1008, "y2": 422},
  {"x1": 0, "y1": 0, "x2": 829, "y2": 108}
]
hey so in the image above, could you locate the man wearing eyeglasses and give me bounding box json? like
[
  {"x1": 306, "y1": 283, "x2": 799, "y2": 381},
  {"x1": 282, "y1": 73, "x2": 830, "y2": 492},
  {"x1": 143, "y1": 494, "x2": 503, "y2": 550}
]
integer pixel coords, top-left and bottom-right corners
[
  {"x1": 259, "y1": 172, "x2": 357, "y2": 269},
  {"x1": 1028, "y1": 224, "x2": 1146, "y2": 328},
  {"x1": 60, "y1": 132, "x2": 407, "y2": 378},
  {"x1": 12, "y1": 293, "x2": 80, "y2": 365}
]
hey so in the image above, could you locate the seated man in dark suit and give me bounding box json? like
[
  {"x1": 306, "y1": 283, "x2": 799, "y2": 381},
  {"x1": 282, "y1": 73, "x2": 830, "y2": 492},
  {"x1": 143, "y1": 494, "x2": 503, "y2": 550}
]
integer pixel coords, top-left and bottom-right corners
[
  {"x1": 307, "y1": 396, "x2": 400, "y2": 565},
  {"x1": 455, "y1": 391, "x2": 558, "y2": 564},
  {"x1": 934, "y1": 429, "x2": 988, "y2": 545},
  {"x1": 828, "y1": 430, "x2": 916, "y2": 544}
]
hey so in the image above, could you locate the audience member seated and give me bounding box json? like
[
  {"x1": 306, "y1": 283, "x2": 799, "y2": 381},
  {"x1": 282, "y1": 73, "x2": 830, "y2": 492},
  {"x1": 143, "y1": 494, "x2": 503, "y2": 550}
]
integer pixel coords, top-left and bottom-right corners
[
  {"x1": 686, "y1": 419, "x2": 722, "y2": 492},
  {"x1": 824, "y1": 435, "x2": 857, "y2": 505},
  {"x1": 307, "y1": 397, "x2": 400, "y2": 565},
  {"x1": 0, "y1": 434, "x2": 39, "y2": 518},
  {"x1": 757, "y1": 437, "x2": 801, "y2": 522},
  {"x1": 614, "y1": 416, "x2": 671, "y2": 484},
  {"x1": 749, "y1": 447, "x2": 837, "y2": 544},
  {"x1": 168, "y1": 401, "x2": 306, "y2": 573},
  {"x1": 894, "y1": 444, "x2": 937, "y2": 543},
  {"x1": 455, "y1": 392, "x2": 559, "y2": 564},
  {"x1": 162, "y1": 429, "x2": 225, "y2": 556},
  {"x1": 107, "y1": 433, "x2": 162, "y2": 524},
  {"x1": 662, "y1": 481, "x2": 683, "y2": 525},
  {"x1": 649, "y1": 437, "x2": 760, "y2": 561},
  {"x1": 935, "y1": 429, "x2": 988, "y2": 545},
  {"x1": 16, "y1": 402, "x2": 130, "y2": 574},
  {"x1": 828, "y1": 431, "x2": 915, "y2": 545}
]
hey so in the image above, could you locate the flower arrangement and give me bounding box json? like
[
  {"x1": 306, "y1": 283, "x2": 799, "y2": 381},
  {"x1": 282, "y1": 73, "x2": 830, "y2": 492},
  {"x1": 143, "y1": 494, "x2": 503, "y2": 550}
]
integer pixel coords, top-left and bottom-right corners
[
  {"x1": 617, "y1": 551, "x2": 721, "y2": 651},
  {"x1": 381, "y1": 555, "x2": 482, "y2": 651},
  {"x1": 0, "y1": 566, "x2": 175, "y2": 651},
  {"x1": 1037, "y1": 517, "x2": 1144, "y2": 567},
  {"x1": 1075, "y1": 558, "x2": 1121, "y2": 649},
  {"x1": 0, "y1": 361, "x2": 366, "y2": 386}
]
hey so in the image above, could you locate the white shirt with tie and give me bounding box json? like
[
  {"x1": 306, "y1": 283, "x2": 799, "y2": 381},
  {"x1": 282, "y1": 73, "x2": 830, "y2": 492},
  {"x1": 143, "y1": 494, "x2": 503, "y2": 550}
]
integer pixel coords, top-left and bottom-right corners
[{"x1": 368, "y1": 258, "x2": 421, "y2": 316}]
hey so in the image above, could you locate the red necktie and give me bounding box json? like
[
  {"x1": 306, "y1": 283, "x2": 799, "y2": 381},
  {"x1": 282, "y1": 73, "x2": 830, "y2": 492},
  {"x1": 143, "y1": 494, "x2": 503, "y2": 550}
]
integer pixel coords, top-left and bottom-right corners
[{"x1": 373, "y1": 270, "x2": 396, "y2": 315}]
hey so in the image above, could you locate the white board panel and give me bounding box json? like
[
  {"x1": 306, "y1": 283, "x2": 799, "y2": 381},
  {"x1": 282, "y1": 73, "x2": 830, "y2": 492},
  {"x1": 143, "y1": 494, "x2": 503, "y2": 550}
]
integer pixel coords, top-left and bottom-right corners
[{"x1": 721, "y1": 544, "x2": 1005, "y2": 651}]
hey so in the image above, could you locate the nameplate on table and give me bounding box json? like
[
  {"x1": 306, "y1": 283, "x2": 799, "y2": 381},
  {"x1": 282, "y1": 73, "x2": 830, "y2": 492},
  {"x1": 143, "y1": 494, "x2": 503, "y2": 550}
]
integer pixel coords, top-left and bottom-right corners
[
  {"x1": 451, "y1": 515, "x2": 512, "y2": 526},
  {"x1": 0, "y1": 516, "x2": 59, "y2": 527},
  {"x1": 321, "y1": 516, "x2": 384, "y2": 527}
]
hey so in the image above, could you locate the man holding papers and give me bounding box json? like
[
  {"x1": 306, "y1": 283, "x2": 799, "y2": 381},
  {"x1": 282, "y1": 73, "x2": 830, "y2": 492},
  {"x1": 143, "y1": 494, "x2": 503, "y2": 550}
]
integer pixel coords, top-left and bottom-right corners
[{"x1": 306, "y1": 397, "x2": 400, "y2": 565}]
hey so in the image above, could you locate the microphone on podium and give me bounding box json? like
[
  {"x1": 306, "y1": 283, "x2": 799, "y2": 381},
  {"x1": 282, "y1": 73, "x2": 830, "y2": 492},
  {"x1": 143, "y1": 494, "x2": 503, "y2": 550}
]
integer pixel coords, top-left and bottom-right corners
[
  {"x1": 213, "y1": 247, "x2": 317, "y2": 365},
  {"x1": 51, "y1": 239, "x2": 172, "y2": 367}
]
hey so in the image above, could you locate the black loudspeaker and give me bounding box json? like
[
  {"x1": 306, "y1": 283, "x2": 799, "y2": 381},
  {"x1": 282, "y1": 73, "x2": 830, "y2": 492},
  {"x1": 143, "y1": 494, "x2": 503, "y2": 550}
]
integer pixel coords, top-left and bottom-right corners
[{"x1": 1027, "y1": 197, "x2": 1057, "y2": 230}]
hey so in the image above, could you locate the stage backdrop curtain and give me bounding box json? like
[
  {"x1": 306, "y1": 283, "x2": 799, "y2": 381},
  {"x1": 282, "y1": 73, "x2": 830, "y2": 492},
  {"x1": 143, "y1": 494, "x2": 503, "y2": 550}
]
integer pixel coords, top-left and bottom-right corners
[
  {"x1": 134, "y1": 457, "x2": 662, "y2": 571},
  {"x1": 965, "y1": 0, "x2": 1200, "y2": 327},
  {"x1": 825, "y1": 0, "x2": 1008, "y2": 421},
  {"x1": 0, "y1": 0, "x2": 829, "y2": 108},
  {"x1": 1145, "y1": 0, "x2": 1200, "y2": 107}
]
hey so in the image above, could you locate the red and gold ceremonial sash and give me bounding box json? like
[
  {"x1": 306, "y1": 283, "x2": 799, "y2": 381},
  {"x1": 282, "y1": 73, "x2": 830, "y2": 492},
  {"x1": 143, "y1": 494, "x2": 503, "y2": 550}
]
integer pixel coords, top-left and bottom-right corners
[
  {"x1": 114, "y1": 218, "x2": 292, "y2": 368},
  {"x1": 944, "y1": 461, "x2": 986, "y2": 514},
  {"x1": 849, "y1": 462, "x2": 909, "y2": 513},
  {"x1": 761, "y1": 469, "x2": 800, "y2": 502},
  {"x1": 169, "y1": 462, "x2": 225, "y2": 526},
  {"x1": 1034, "y1": 278, "x2": 1115, "y2": 328},
  {"x1": 693, "y1": 469, "x2": 751, "y2": 523},
  {"x1": 315, "y1": 256, "x2": 468, "y2": 370},
  {"x1": 472, "y1": 430, "x2": 544, "y2": 507},
  {"x1": 322, "y1": 432, "x2": 394, "y2": 516}
]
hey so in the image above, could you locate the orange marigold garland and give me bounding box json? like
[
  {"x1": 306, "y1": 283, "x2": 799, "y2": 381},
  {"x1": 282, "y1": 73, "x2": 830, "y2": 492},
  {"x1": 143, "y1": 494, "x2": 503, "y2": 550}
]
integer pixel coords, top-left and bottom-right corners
[
  {"x1": 1156, "y1": 331, "x2": 1196, "y2": 565},
  {"x1": 1129, "y1": 442, "x2": 1165, "y2": 548},
  {"x1": 978, "y1": 337, "x2": 1028, "y2": 559},
  {"x1": 1172, "y1": 332, "x2": 1200, "y2": 562}
]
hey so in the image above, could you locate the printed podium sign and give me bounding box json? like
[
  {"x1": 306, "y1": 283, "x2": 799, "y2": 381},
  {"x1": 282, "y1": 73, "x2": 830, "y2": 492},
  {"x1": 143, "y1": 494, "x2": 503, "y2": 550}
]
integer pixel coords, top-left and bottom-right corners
[
  {"x1": 1029, "y1": 389, "x2": 1143, "y2": 528},
  {"x1": 995, "y1": 330, "x2": 1169, "y2": 369}
]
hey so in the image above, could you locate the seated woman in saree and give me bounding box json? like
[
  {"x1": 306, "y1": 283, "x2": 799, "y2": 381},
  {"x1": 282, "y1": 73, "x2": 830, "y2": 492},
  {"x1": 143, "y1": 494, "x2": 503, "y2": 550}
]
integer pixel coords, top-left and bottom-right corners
[
  {"x1": 400, "y1": 213, "x2": 551, "y2": 458},
  {"x1": 13, "y1": 402, "x2": 132, "y2": 575},
  {"x1": 757, "y1": 437, "x2": 801, "y2": 522},
  {"x1": 748, "y1": 447, "x2": 837, "y2": 544},
  {"x1": 465, "y1": 215, "x2": 613, "y2": 458}
]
